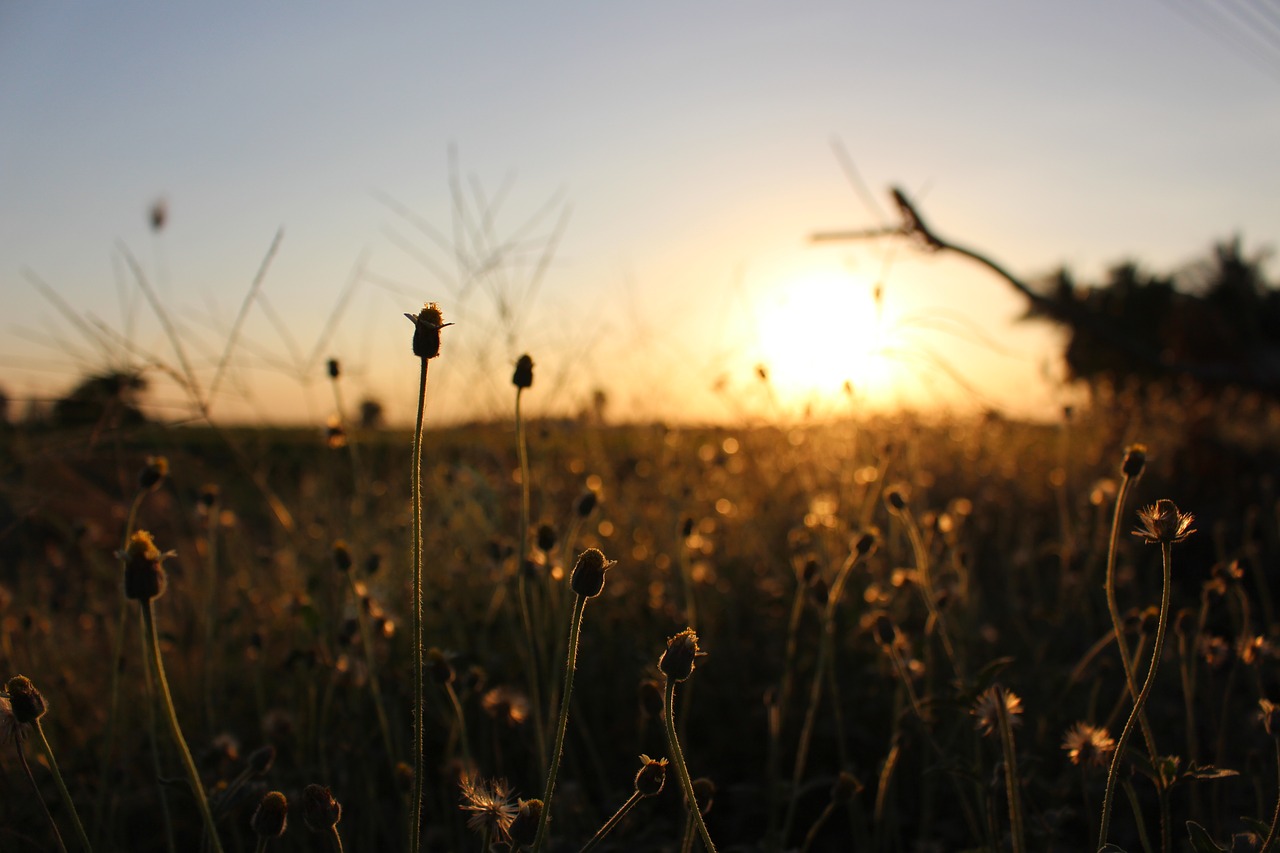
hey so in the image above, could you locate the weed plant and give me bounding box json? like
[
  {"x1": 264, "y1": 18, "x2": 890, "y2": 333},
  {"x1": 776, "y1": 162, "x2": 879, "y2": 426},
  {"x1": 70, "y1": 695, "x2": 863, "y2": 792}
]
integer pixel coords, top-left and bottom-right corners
[{"x1": 4, "y1": 367, "x2": 1280, "y2": 852}]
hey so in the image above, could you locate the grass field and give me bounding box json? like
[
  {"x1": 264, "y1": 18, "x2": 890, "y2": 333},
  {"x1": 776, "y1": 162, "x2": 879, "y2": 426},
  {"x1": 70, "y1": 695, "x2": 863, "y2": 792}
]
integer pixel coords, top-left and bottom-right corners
[{"x1": 1, "y1": 378, "x2": 1279, "y2": 853}]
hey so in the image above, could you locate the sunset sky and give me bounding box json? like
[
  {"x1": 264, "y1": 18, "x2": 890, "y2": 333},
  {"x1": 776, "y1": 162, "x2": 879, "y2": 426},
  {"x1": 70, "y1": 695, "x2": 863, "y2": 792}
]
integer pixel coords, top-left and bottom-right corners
[{"x1": 3, "y1": 2, "x2": 1278, "y2": 425}]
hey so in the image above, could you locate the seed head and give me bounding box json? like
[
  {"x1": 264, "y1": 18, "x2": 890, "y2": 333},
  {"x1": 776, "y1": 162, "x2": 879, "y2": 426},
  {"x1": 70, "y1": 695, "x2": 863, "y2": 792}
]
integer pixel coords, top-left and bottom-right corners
[
  {"x1": 634, "y1": 754, "x2": 668, "y2": 797},
  {"x1": 405, "y1": 302, "x2": 451, "y2": 359},
  {"x1": 508, "y1": 798, "x2": 543, "y2": 848},
  {"x1": 251, "y1": 790, "x2": 289, "y2": 838},
  {"x1": 854, "y1": 529, "x2": 879, "y2": 558},
  {"x1": 570, "y1": 547, "x2": 615, "y2": 598},
  {"x1": 459, "y1": 776, "x2": 518, "y2": 841},
  {"x1": 5, "y1": 675, "x2": 46, "y2": 724},
  {"x1": 1133, "y1": 499, "x2": 1195, "y2": 545},
  {"x1": 884, "y1": 486, "x2": 908, "y2": 515},
  {"x1": 121, "y1": 530, "x2": 170, "y2": 601},
  {"x1": 139, "y1": 455, "x2": 169, "y2": 492},
  {"x1": 659, "y1": 628, "x2": 704, "y2": 682},
  {"x1": 1121, "y1": 444, "x2": 1147, "y2": 479},
  {"x1": 512, "y1": 354, "x2": 534, "y2": 389},
  {"x1": 301, "y1": 784, "x2": 342, "y2": 831},
  {"x1": 1062, "y1": 722, "x2": 1115, "y2": 767}
]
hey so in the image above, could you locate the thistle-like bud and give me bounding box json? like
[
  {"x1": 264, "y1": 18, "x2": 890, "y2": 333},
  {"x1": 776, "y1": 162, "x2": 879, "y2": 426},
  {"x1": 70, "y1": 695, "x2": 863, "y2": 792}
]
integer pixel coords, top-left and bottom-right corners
[
  {"x1": 634, "y1": 754, "x2": 668, "y2": 797},
  {"x1": 575, "y1": 489, "x2": 598, "y2": 518},
  {"x1": 405, "y1": 302, "x2": 450, "y2": 360},
  {"x1": 872, "y1": 613, "x2": 897, "y2": 648},
  {"x1": 638, "y1": 679, "x2": 664, "y2": 716},
  {"x1": 535, "y1": 523, "x2": 557, "y2": 553},
  {"x1": 508, "y1": 798, "x2": 543, "y2": 848},
  {"x1": 1121, "y1": 444, "x2": 1147, "y2": 479},
  {"x1": 332, "y1": 540, "x2": 353, "y2": 573},
  {"x1": 884, "y1": 487, "x2": 908, "y2": 515},
  {"x1": 5, "y1": 675, "x2": 46, "y2": 724},
  {"x1": 854, "y1": 530, "x2": 879, "y2": 558},
  {"x1": 327, "y1": 358, "x2": 341, "y2": 379},
  {"x1": 570, "y1": 548, "x2": 615, "y2": 598},
  {"x1": 659, "y1": 628, "x2": 703, "y2": 682},
  {"x1": 302, "y1": 784, "x2": 342, "y2": 831},
  {"x1": 198, "y1": 484, "x2": 220, "y2": 511},
  {"x1": 122, "y1": 530, "x2": 168, "y2": 601},
  {"x1": 139, "y1": 455, "x2": 169, "y2": 492},
  {"x1": 251, "y1": 790, "x2": 289, "y2": 838},
  {"x1": 512, "y1": 354, "x2": 534, "y2": 389}
]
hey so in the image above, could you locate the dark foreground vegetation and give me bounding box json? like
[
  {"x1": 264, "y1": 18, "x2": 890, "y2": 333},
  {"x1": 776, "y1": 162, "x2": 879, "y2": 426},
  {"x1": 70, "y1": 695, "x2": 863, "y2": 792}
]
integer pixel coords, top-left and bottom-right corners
[{"x1": 3, "y1": 381, "x2": 1280, "y2": 853}]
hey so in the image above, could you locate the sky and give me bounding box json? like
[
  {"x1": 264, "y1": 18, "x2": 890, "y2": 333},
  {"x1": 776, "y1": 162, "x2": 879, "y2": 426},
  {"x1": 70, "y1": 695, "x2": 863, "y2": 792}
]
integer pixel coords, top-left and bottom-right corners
[{"x1": 2, "y1": 1, "x2": 1279, "y2": 426}]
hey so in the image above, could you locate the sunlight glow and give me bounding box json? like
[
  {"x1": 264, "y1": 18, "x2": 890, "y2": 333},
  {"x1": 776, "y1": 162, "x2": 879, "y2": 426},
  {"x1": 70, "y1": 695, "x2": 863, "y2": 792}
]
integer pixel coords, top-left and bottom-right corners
[{"x1": 756, "y1": 266, "x2": 900, "y2": 407}]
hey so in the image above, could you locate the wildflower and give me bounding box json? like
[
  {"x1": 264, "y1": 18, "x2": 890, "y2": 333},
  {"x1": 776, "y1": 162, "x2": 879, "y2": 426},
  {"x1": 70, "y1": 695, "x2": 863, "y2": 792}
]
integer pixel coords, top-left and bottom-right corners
[
  {"x1": 138, "y1": 455, "x2": 169, "y2": 492},
  {"x1": 481, "y1": 686, "x2": 530, "y2": 726},
  {"x1": 659, "y1": 628, "x2": 704, "y2": 682},
  {"x1": 570, "y1": 548, "x2": 616, "y2": 599},
  {"x1": 512, "y1": 354, "x2": 534, "y2": 389},
  {"x1": 1121, "y1": 444, "x2": 1147, "y2": 479},
  {"x1": 301, "y1": 784, "x2": 342, "y2": 832},
  {"x1": 971, "y1": 685, "x2": 1022, "y2": 738},
  {"x1": 5, "y1": 675, "x2": 46, "y2": 724},
  {"x1": 405, "y1": 302, "x2": 451, "y2": 359},
  {"x1": 120, "y1": 530, "x2": 172, "y2": 602},
  {"x1": 1062, "y1": 723, "x2": 1115, "y2": 767},
  {"x1": 459, "y1": 776, "x2": 518, "y2": 840},
  {"x1": 251, "y1": 790, "x2": 289, "y2": 838},
  {"x1": 1133, "y1": 499, "x2": 1195, "y2": 545},
  {"x1": 635, "y1": 754, "x2": 668, "y2": 797}
]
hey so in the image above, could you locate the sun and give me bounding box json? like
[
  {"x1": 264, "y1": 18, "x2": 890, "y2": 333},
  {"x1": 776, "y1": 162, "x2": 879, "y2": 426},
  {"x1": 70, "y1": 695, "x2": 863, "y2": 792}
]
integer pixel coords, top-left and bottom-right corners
[{"x1": 755, "y1": 266, "x2": 897, "y2": 406}]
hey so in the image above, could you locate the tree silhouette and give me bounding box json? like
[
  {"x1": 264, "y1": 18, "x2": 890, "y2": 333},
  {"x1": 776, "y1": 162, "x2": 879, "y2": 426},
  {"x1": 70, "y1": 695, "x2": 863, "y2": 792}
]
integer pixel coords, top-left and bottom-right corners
[{"x1": 51, "y1": 370, "x2": 149, "y2": 429}]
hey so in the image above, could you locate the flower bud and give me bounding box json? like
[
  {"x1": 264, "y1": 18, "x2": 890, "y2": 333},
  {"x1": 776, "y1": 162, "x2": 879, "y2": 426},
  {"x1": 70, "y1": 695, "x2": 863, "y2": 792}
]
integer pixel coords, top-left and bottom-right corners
[
  {"x1": 251, "y1": 790, "x2": 288, "y2": 838},
  {"x1": 247, "y1": 744, "x2": 276, "y2": 777},
  {"x1": 405, "y1": 302, "x2": 449, "y2": 359},
  {"x1": 5, "y1": 675, "x2": 46, "y2": 723},
  {"x1": 122, "y1": 530, "x2": 168, "y2": 601},
  {"x1": 139, "y1": 455, "x2": 169, "y2": 492},
  {"x1": 332, "y1": 540, "x2": 352, "y2": 573},
  {"x1": 512, "y1": 354, "x2": 534, "y2": 389},
  {"x1": 1121, "y1": 444, "x2": 1147, "y2": 479},
  {"x1": 535, "y1": 523, "x2": 557, "y2": 553},
  {"x1": 509, "y1": 798, "x2": 543, "y2": 847},
  {"x1": 302, "y1": 784, "x2": 342, "y2": 831},
  {"x1": 635, "y1": 755, "x2": 668, "y2": 797},
  {"x1": 659, "y1": 628, "x2": 703, "y2": 682},
  {"x1": 570, "y1": 548, "x2": 614, "y2": 598},
  {"x1": 575, "y1": 489, "x2": 598, "y2": 518},
  {"x1": 327, "y1": 358, "x2": 341, "y2": 379}
]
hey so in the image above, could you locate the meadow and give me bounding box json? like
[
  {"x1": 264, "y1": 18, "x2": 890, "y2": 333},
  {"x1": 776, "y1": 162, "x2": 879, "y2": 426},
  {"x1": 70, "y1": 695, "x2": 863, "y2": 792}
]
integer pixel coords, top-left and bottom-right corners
[{"x1": 2, "y1": 357, "x2": 1280, "y2": 853}]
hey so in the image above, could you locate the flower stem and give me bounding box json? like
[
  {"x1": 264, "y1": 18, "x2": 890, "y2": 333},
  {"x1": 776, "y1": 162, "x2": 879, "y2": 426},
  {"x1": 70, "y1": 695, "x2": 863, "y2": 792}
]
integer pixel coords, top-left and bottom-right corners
[
  {"x1": 579, "y1": 791, "x2": 643, "y2": 853},
  {"x1": 410, "y1": 356, "x2": 428, "y2": 853},
  {"x1": 15, "y1": 732, "x2": 69, "y2": 853},
  {"x1": 140, "y1": 600, "x2": 225, "y2": 853},
  {"x1": 34, "y1": 721, "x2": 93, "y2": 853},
  {"x1": 663, "y1": 678, "x2": 717, "y2": 853},
  {"x1": 994, "y1": 686, "x2": 1026, "y2": 853},
  {"x1": 1099, "y1": 541, "x2": 1172, "y2": 850},
  {"x1": 532, "y1": 594, "x2": 588, "y2": 853}
]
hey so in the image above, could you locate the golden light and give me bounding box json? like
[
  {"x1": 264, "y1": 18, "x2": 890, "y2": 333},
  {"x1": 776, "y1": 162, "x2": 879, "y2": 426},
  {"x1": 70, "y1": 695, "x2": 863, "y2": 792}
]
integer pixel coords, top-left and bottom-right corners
[{"x1": 755, "y1": 265, "x2": 899, "y2": 407}]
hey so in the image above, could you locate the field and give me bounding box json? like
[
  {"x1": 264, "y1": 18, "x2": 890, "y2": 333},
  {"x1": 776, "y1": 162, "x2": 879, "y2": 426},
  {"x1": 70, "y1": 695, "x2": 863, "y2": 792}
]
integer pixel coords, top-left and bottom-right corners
[{"x1": 2, "y1": 381, "x2": 1279, "y2": 853}]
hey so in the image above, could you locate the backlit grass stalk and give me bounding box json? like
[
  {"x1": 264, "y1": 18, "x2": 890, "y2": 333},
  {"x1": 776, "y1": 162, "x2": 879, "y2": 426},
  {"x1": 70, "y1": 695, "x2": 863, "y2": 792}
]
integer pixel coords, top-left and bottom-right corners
[
  {"x1": 406, "y1": 303, "x2": 449, "y2": 853},
  {"x1": 1098, "y1": 500, "x2": 1193, "y2": 851},
  {"x1": 887, "y1": 491, "x2": 962, "y2": 681},
  {"x1": 1104, "y1": 446, "x2": 1160, "y2": 764},
  {"x1": 140, "y1": 601, "x2": 225, "y2": 853},
  {"x1": 513, "y1": 358, "x2": 549, "y2": 770},
  {"x1": 993, "y1": 686, "x2": 1026, "y2": 853},
  {"x1": 8, "y1": 676, "x2": 91, "y2": 853},
  {"x1": 659, "y1": 629, "x2": 718, "y2": 853},
  {"x1": 533, "y1": 548, "x2": 614, "y2": 853},
  {"x1": 13, "y1": 726, "x2": 69, "y2": 853}
]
